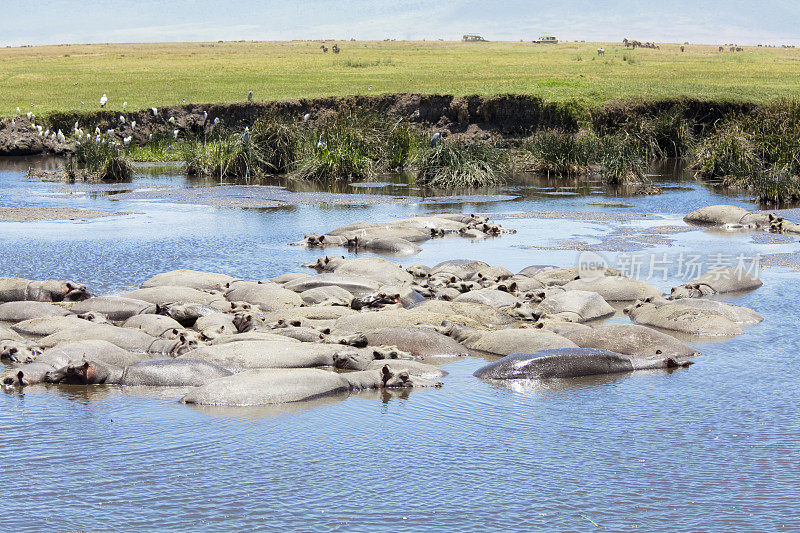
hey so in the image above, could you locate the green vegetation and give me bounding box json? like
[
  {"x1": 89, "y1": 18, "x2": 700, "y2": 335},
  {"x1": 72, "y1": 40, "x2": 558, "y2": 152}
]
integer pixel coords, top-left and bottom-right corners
[
  {"x1": 415, "y1": 142, "x2": 511, "y2": 188},
  {"x1": 692, "y1": 99, "x2": 800, "y2": 202},
  {"x1": 70, "y1": 138, "x2": 133, "y2": 181},
  {"x1": 519, "y1": 130, "x2": 596, "y2": 176},
  {"x1": 3, "y1": 40, "x2": 800, "y2": 116}
]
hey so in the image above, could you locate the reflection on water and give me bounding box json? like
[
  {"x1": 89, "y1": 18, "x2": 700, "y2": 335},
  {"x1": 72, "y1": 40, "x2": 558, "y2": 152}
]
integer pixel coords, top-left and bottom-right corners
[{"x1": 1, "y1": 156, "x2": 800, "y2": 531}]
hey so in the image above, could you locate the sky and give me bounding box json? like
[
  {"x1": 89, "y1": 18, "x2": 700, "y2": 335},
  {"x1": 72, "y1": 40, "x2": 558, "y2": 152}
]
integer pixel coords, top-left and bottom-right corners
[{"x1": 2, "y1": 0, "x2": 799, "y2": 47}]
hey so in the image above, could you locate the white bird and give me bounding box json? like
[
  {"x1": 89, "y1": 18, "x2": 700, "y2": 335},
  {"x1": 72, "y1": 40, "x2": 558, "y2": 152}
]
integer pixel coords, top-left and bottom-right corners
[
  {"x1": 16, "y1": 107, "x2": 20, "y2": 115},
  {"x1": 247, "y1": 90, "x2": 253, "y2": 101},
  {"x1": 152, "y1": 107, "x2": 158, "y2": 116},
  {"x1": 30, "y1": 102, "x2": 34, "y2": 107},
  {"x1": 303, "y1": 113, "x2": 310, "y2": 122},
  {"x1": 130, "y1": 121, "x2": 136, "y2": 130},
  {"x1": 81, "y1": 101, "x2": 84, "y2": 105},
  {"x1": 173, "y1": 129, "x2": 179, "y2": 139},
  {"x1": 430, "y1": 132, "x2": 442, "y2": 147},
  {"x1": 242, "y1": 126, "x2": 250, "y2": 144},
  {"x1": 213, "y1": 117, "x2": 220, "y2": 125},
  {"x1": 148, "y1": 133, "x2": 153, "y2": 140},
  {"x1": 100, "y1": 94, "x2": 107, "y2": 107},
  {"x1": 123, "y1": 136, "x2": 132, "y2": 146},
  {"x1": 107, "y1": 129, "x2": 115, "y2": 135},
  {"x1": 119, "y1": 115, "x2": 125, "y2": 123},
  {"x1": 57, "y1": 130, "x2": 65, "y2": 143},
  {"x1": 86, "y1": 134, "x2": 91, "y2": 141},
  {"x1": 95, "y1": 126, "x2": 101, "y2": 135},
  {"x1": 50, "y1": 133, "x2": 56, "y2": 141},
  {"x1": 74, "y1": 121, "x2": 79, "y2": 129},
  {"x1": 203, "y1": 111, "x2": 207, "y2": 120},
  {"x1": 43, "y1": 129, "x2": 49, "y2": 137},
  {"x1": 182, "y1": 99, "x2": 186, "y2": 104},
  {"x1": 26, "y1": 112, "x2": 32, "y2": 119},
  {"x1": 168, "y1": 116, "x2": 175, "y2": 124},
  {"x1": 11, "y1": 119, "x2": 15, "y2": 127},
  {"x1": 368, "y1": 85, "x2": 373, "y2": 91},
  {"x1": 122, "y1": 101, "x2": 127, "y2": 111},
  {"x1": 317, "y1": 138, "x2": 326, "y2": 149}
]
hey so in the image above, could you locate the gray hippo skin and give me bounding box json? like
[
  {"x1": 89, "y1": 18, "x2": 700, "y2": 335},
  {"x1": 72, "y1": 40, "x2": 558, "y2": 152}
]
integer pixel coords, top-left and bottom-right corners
[
  {"x1": 140, "y1": 269, "x2": 239, "y2": 291},
  {"x1": 120, "y1": 359, "x2": 233, "y2": 386},
  {"x1": 70, "y1": 296, "x2": 157, "y2": 321},
  {"x1": 0, "y1": 277, "x2": 91, "y2": 303},
  {"x1": 534, "y1": 290, "x2": 615, "y2": 322},
  {"x1": 43, "y1": 360, "x2": 123, "y2": 385},
  {"x1": 346, "y1": 327, "x2": 470, "y2": 357},
  {"x1": 443, "y1": 323, "x2": 577, "y2": 356},
  {"x1": 0, "y1": 301, "x2": 70, "y2": 322},
  {"x1": 563, "y1": 276, "x2": 662, "y2": 302},
  {"x1": 562, "y1": 324, "x2": 700, "y2": 358},
  {"x1": 670, "y1": 268, "x2": 762, "y2": 299},
  {"x1": 625, "y1": 300, "x2": 744, "y2": 336},
  {"x1": 473, "y1": 348, "x2": 692, "y2": 380},
  {"x1": 181, "y1": 364, "x2": 441, "y2": 406}
]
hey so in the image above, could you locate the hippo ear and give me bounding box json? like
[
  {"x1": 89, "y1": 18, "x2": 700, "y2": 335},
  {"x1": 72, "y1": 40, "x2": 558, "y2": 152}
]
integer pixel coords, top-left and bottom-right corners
[
  {"x1": 82, "y1": 362, "x2": 90, "y2": 369},
  {"x1": 319, "y1": 235, "x2": 325, "y2": 242},
  {"x1": 656, "y1": 349, "x2": 663, "y2": 354},
  {"x1": 514, "y1": 302, "x2": 522, "y2": 308},
  {"x1": 373, "y1": 350, "x2": 384, "y2": 360},
  {"x1": 510, "y1": 282, "x2": 517, "y2": 292},
  {"x1": 644, "y1": 297, "x2": 652, "y2": 303},
  {"x1": 769, "y1": 214, "x2": 776, "y2": 221},
  {"x1": 535, "y1": 322, "x2": 544, "y2": 329},
  {"x1": 17, "y1": 370, "x2": 24, "y2": 381},
  {"x1": 172, "y1": 329, "x2": 178, "y2": 335},
  {"x1": 381, "y1": 365, "x2": 393, "y2": 385}
]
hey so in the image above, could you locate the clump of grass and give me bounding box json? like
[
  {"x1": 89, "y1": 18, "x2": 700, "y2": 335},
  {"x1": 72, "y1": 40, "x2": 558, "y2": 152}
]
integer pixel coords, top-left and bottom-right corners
[
  {"x1": 597, "y1": 135, "x2": 647, "y2": 184},
  {"x1": 693, "y1": 123, "x2": 758, "y2": 179},
  {"x1": 415, "y1": 141, "x2": 510, "y2": 188},
  {"x1": 518, "y1": 129, "x2": 597, "y2": 176},
  {"x1": 341, "y1": 58, "x2": 394, "y2": 68},
  {"x1": 385, "y1": 120, "x2": 423, "y2": 170},
  {"x1": 71, "y1": 138, "x2": 133, "y2": 181},
  {"x1": 248, "y1": 117, "x2": 301, "y2": 174},
  {"x1": 127, "y1": 135, "x2": 178, "y2": 162},
  {"x1": 181, "y1": 134, "x2": 250, "y2": 180}
]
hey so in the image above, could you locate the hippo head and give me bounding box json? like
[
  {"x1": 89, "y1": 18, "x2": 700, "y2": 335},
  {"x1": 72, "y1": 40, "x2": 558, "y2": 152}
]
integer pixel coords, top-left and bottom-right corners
[
  {"x1": 405, "y1": 265, "x2": 431, "y2": 279},
  {"x1": 769, "y1": 221, "x2": 783, "y2": 233},
  {"x1": 506, "y1": 301, "x2": 538, "y2": 321},
  {"x1": 44, "y1": 360, "x2": 110, "y2": 385},
  {"x1": 371, "y1": 345, "x2": 412, "y2": 360},
  {"x1": 304, "y1": 234, "x2": 326, "y2": 246},
  {"x1": 0, "y1": 341, "x2": 40, "y2": 364},
  {"x1": 233, "y1": 313, "x2": 256, "y2": 333},
  {"x1": 76, "y1": 312, "x2": 109, "y2": 323},
  {"x1": 341, "y1": 334, "x2": 368, "y2": 348},
  {"x1": 381, "y1": 365, "x2": 443, "y2": 389},
  {"x1": 2, "y1": 370, "x2": 28, "y2": 387},
  {"x1": 669, "y1": 283, "x2": 703, "y2": 299},
  {"x1": 64, "y1": 281, "x2": 91, "y2": 301},
  {"x1": 332, "y1": 350, "x2": 370, "y2": 370},
  {"x1": 495, "y1": 281, "x2": 518, "y2": 293}
]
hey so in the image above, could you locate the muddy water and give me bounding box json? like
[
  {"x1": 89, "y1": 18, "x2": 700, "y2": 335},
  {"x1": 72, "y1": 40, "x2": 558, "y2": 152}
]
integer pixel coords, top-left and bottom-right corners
[{"x1": 1, "y1": 159, "x2": 799, "y2": 531}]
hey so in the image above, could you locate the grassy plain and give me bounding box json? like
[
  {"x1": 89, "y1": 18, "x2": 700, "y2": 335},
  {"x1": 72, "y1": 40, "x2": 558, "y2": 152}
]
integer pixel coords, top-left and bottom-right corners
[{"x1": 2, "y1": 40, "x2": 800, "y2": 116}]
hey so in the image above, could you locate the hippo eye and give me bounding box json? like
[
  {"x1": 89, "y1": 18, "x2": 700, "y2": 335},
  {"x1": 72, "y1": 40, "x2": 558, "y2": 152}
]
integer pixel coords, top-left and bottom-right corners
[
  {"x1": 9, "y1": 348, "x2": 17, "y2": 355},
  {"x1": 656, "y1": 349, "x2": 663, "y2": 354}
]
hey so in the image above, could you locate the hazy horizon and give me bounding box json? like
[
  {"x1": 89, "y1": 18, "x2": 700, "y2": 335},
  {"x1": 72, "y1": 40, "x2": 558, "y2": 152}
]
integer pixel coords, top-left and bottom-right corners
[{"x1": 3, "y1": 1, "x2": 800, "y2": 48}]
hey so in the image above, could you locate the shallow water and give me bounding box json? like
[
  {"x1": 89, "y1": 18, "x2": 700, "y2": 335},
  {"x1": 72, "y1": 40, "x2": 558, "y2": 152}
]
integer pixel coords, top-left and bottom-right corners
[{"x1": 2, "y1": 160, "x2": 800, "y2": 531}]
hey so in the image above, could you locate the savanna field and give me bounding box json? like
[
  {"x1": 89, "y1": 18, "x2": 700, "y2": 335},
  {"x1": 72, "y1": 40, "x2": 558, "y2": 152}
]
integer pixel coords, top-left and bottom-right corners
[{"x1": 2, "y1": 40, "x2": 800, "y2": 114}]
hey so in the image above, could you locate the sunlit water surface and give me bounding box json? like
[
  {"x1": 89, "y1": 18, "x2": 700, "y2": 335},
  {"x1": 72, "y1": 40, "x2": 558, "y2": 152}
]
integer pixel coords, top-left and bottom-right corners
[{"x1": 1, "y1": 159, "x2": 799, "y2": 531}]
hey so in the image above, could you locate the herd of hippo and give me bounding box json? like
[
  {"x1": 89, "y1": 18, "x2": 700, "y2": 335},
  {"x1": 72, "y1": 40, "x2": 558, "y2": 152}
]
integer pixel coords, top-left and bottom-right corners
[{"x1": 0, "y1": 207, "x2": 780, "y2": 406}]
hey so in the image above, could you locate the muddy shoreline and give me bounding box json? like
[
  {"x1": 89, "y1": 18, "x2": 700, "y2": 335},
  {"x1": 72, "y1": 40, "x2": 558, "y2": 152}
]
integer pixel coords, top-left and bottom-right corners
[{"x1": 0, "y1": 94, "x2": 753, "y2": 157}]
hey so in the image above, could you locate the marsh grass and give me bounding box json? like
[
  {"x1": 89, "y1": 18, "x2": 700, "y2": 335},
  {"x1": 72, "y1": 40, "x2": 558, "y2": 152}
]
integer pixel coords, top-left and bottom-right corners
[
  {"x1": 415, "y1": 141, "x2": 510, "y2": 188},
  {"x1": 71, "y1": 138, "x2": 133, "y2": 181},
  {"x1": 597, "y1": 135, "x2": 647, "y2": 184},
  {"x1": 518, "y1": 129, "x2": 597, "y2": 176},
  {"x1": 181, "y1": 134, "x2": 251, "y2": 180},
  {"x1": 126, "y1": 135, "x2": 177, "y2": 162}
]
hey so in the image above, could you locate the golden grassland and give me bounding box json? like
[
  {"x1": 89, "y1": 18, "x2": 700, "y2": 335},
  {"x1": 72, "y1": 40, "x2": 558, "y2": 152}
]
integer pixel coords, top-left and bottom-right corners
[{"x1": 2, "y1": 40, "x2": 800, "y2": 116}]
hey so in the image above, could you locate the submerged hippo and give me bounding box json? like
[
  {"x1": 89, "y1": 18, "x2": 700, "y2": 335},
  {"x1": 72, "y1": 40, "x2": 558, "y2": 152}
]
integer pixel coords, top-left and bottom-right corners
[
  {"x1": 561, "y1": 324, "x2": 700, "y2": 358},
  {"x1": 139, "y1": 269, "x2": 239, "y2": 291},
  {"x1": 670, "y1": 268, "x2": 762, "y2": 299},
  {"x1": 473, "y1": 348, "x2": 693, "y2": 380},
  {"x1": 119, "y1": 359, "x2": 233, "y2": 387},
  {"x1": 0, "y1": 301, "x2": 70, "y2": 322},
  {"x1": 443, "y1": 322, "x2": 577, "y2": 356},
  {"x1": 0, "y1": 277, "x2": 90, "y2": 303},
  {"x1": 69, "y1": 296, "x2": 157, "y2": 321},
  {"x1": 563, "y1": 276, "x2": 662, "y2": 302},
  {"x1": 343, "y1": 326, "x2": 469, "y2": 357},
  {"x1": 43, "y1": 360, "x2": 122, "y2": 385},
  {"x1": 534, "y1": 290, "x2": 615, "y2": 323},
  {"x1": 181, "y1": 365, "x2": 441, "y2": 406},
  {"x1": 625, "y1": 300, "x2": 744, "y2": 336}
]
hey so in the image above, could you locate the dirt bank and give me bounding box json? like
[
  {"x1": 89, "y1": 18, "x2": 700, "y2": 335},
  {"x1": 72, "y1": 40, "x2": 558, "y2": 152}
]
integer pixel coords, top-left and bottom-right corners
[{"x1": 0, "y1": 94, "x2": 756, "y2": 157}]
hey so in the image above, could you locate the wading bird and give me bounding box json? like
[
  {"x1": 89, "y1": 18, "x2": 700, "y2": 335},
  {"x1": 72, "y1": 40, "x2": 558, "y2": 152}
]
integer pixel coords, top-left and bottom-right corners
[
  {"x1": 430, "y1": 132, "x2": 442, "y2": 147},
  {"x1": 152, "y1": 107, "x2": 158, "y2": 116},
  {"x1": 100, "y1": 94, "x2": 107, "y2": 107},
  {"x1": 122, "y1": 101, "x2": 127, "y2": 111},
  {"x1": 248, "y1": 91, "x2": 253, "y2": 101},
  {"x1": 242, "y1": 127, "x2": 250, "y2": 144},
  {"x1": 303, "y1": 113, "x2": 310, "y2": 122}
]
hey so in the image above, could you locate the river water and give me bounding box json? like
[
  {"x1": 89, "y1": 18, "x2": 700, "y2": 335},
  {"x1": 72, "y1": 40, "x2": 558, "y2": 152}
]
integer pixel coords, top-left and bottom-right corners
[{"x1": 1, "y1": 159, "x2": 799, "y2": 531}]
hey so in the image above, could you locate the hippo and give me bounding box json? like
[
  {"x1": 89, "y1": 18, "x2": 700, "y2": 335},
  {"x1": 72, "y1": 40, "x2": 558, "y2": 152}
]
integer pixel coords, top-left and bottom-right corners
[
  {"x1": 330, "y1": 257, "x2": 415, "y2": 286},
  {"x1": 347, "y1": 236, "x2": 421, "y2": 256},
  {"x1": 193, "y1": 313, "x2": 238, "y2": 339},
  {"x1": 406, "y1": 264, "x2": 431, "y2": 279},
  {"x1": 124, "y1": 286, "x2": 224, "y2": 307},
  {"x1": 181, "y1": 365, "x2": 441, "y2": 406},
  {"x1": 0, "y1": 325, "x2": 24, "y2": 341},
  {"x1": 0, "y1": 339, "x2": 42, "y2": 363},
  {"x1": 529, "y1": 267, "x2": 618, "y2": 287},
  {"x1": 209, "y1": 331, "x2": 302, "y2": 345},
  {"x1": 412, "y1": 300, "x2": 521, "y2": 327},
  {"x1": 563, "y1": 276, "x2": 662, "y2": 302},
  {"x1": 442, "y1": 322, "x2": 577, "y2": 356},
  {"x1": 284, "y1": 274, "x2": 382, "y2": 297},
  {"x1": 270, "y1": 273, "x2": 312, "y2": 284},
  {"x1": 670, "y1": 268, "x2": 762, "y2": 299},
  {"x1": 0, "y1": 301, "x2": 70, "y2": 322},
  {"x1": 176, "y1": 340, "x2": 353, "y2": 371},
  {"x1": 2, "y1": 363, "x2": 60, "y2": 386},
  {"x1": 119, "y1": 359, "x2": 233, "y2": 387},
  {"x1": 684, "y1": 205, "x2": 758, "y2": 227},
  {"x1": 299, "y1": 286, "x2": 353, "y2": 306},
  {"x1": 660, "y1": 298, "x2": 763, "y2": 325},
  {"x1": 473, "y1": 348, "x2": 693, "y2": 380},
  {"x1": 625, "y1": 300, "x2": 744, "y2": 336},
  {"x1": 343, "y1": 326, "x2": 470, "y2": 357},
  {"x1": 272, "y1": 327, "x2": 327, "y2": 343},
  {"x1": 43, "y1": 360, "x2": 123, "y2": 385},
  {"x1": 38, "y1": 323, "x2": 192, "y2": 354},
  {"x1": 534, "y1": 290, "x2": 615, "y2": 322},
  {"x1": 291, "y1": 234, "x2": 348, "y2": 247},
  {"x1": 69, "y1": 296, "x2": 157, "y2": 321},
  {"x1": 122, "y1": 314, "x2": 186, "y2": 338},
  {"x1": 454, "y1": 288, "x2": 521, "y2": 308},
  {"x1": 561, "y1": 324, "x2": 700, "y2": 358},
  {"x1": 0, "y1": 277, "x2": 91, "y2": 303},
  {"x1": 36, "y1": 340, "x2": 148, "y2": 368},
  {"x1": 157, "y1": 302, "x2": 220, "y2": 327},
  {"x1": 332, "y1": 352, "x2": 448, "y2": 379},
  {"x1": 223, "y1": 281, "x2": 303, "y2": 310},
  {"x1": 429, "y1": 260, "x2": 491, "y2": 283},
  {"x1": 10, "y1": 315, "x2": 87, "y2": 337},
  {"x1": 139, "y1": 269, "x2": 239, "y2": 291},
  {"x1": 332, "y1": 308, "x2": 481, "y2": 334}
]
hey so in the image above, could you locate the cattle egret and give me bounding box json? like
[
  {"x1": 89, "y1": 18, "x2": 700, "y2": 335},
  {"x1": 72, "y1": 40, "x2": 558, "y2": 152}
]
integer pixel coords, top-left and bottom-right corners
[
  {"x1": 57, "y1": 130, "x2": 65, "y2": 143},
  {"x1": 123, "y1": 136, "x2": 132, "y2": 146},
  {"x1": 122, "y1": 101, "x2": 127, "y2": 111},
  {"x1": 182, "y1": 99, "x2": 186, "y2": 103},
  {"x1": 203, "y1": 111, "x2": 208, "y2": 120},
  {"x1": 16, "y1": 107, "x2": 20, "y2": 115},
  {"x1": 26, "y1": 112, "x2": 32, "y2": 119},
  {"x1": 149, "y1": 133, "x2": 153, "y2": 140},
  {"x1": 368, "y1": 85, "x2": 373, "y2": 91},
  {"x1": 95, "y1": 126, "x2": 101, "y2": 135},
  {"x1": 173, "y1": 129, "x2": 179, "y2": 139},
  {"x1": 107, "y1": 129, "x2": 115, "y2": 135},
  {"x1": 50, "y1": 133, "x2": 56, "y2": 141},
  {"x1": 100, "y1": 94, "x2": 107, "y2": 107},
  {"x1": 430, "y1": 132, "x2": 442, "y2": 147},
  {"x1": 317, "y1": 138, "x2": 326, "y2": 149},
  {"x1": 131, "y1": 121, "x2": 136, "y2": 130},
  {"x1": 152, "y1": 107, "x2": 158, "y2": 116},
  {"x1": 168, "y1": 116, "x2": 175, "y2": 124},
  {"x1": 74, "y1": 121, "x2": 79, "y2": 129},
  {"x1": 242, "y1": 126, "x2": 250, "y2": 144},
  {"x1": 213, "y1": 117, "x2": 220, "y2": 125},
  {"x1": 119, "y1": 115, "x2": 125, "y2": 123},
  {"x1": 44, "y1": 129, "x2": 49, "y2": 137},
  {"x1": 86, "y1": 134, "x2": 91, "y2": 141},
  {"x1": 303, "y1": 113, "x2": 310, "y2": 122},
  {"x1": 248, "y1": 90, "x2": 253, "y2": 101},
  {"x1": 11, "y1": 120, "x2": 15, "y2": 127}
]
